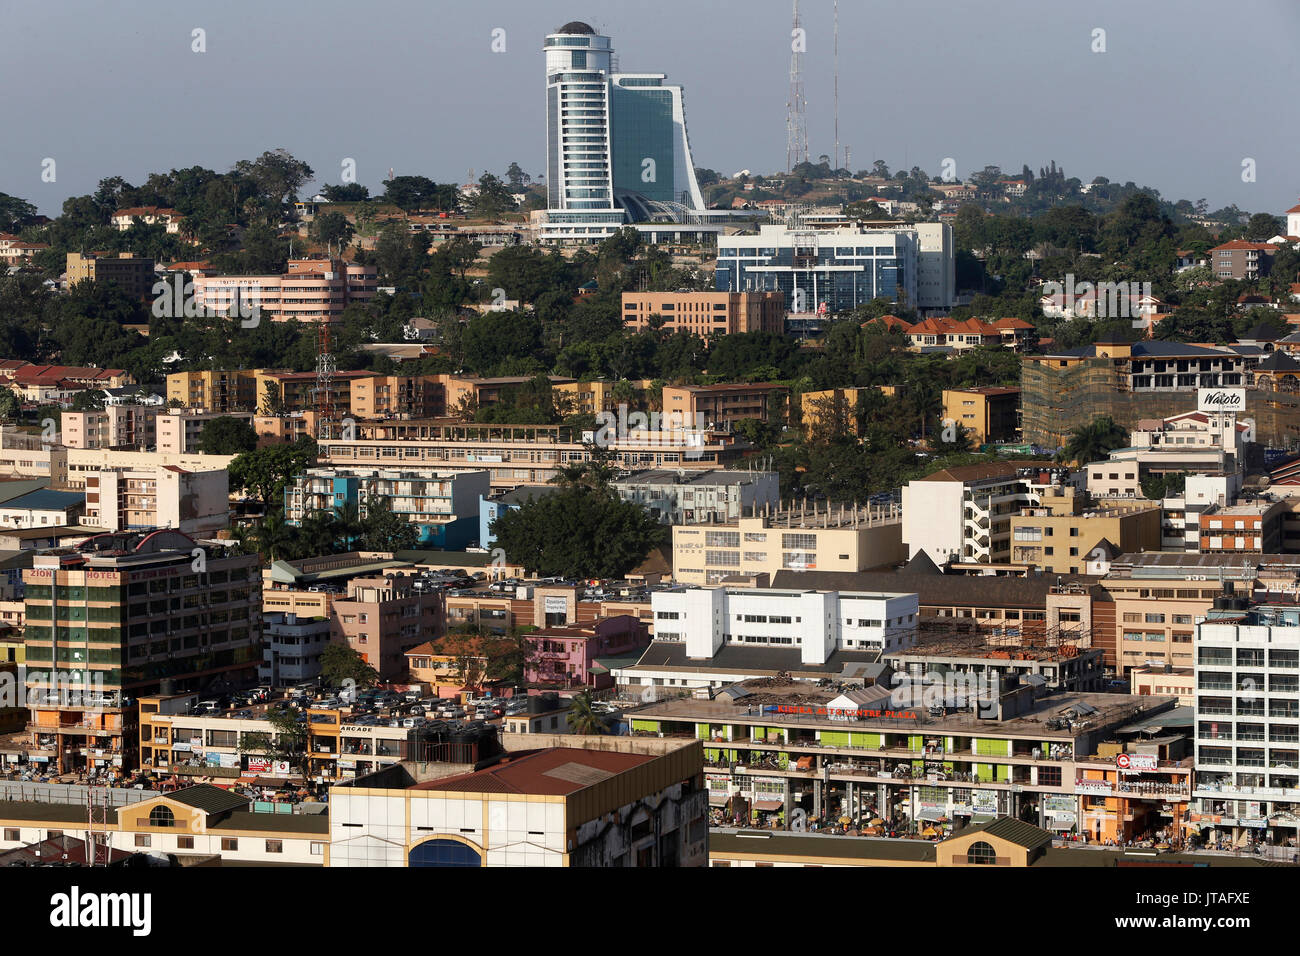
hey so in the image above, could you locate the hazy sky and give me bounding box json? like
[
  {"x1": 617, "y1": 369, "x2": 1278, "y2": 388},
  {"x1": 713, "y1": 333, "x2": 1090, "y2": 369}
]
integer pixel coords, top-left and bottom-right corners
[{"x1": 3, "y1": 0, "x2": 1298, "y2": 217}]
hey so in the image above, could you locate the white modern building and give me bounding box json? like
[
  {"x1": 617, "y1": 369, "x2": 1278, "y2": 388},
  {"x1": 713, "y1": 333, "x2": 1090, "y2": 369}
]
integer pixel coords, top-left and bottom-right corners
[
  {"x1": 652, "y1": 586, "x2": 918, "y2": 663},
  {"x1": 1193, "y1": 598, "x2": 1300, "y2": 846},
  {"x1": 715, "y1": 222, "x2": 955, "y2": 317},
  {"x1": 902, "y1": 462, "x2": 1075, "y2": 565},
  {"x1": 612, "y1": 469, "x2": 779, "y2": 525}
]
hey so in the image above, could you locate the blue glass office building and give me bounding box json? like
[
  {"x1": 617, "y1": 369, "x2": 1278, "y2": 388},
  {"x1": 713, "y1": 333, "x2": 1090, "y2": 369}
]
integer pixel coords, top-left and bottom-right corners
[{"x1": 716, "y1": 225, "x2": 921, "y2": 314}]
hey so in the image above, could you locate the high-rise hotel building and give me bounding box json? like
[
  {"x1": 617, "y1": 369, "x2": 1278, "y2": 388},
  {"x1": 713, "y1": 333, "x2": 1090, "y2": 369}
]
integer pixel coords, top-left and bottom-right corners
[{"x1": 542, "y1": 20, "x2": 706, "y2": 243}]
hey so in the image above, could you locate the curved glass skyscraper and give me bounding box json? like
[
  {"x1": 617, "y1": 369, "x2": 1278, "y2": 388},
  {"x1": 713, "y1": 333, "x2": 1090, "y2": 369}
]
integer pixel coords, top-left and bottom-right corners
[{"x1": 543, "y1": 20, "x2": 704, "y2": 242}]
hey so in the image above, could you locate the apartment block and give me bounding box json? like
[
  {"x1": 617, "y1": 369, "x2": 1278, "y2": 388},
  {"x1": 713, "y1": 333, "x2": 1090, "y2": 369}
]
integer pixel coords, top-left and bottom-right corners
[
  {"x1": 60, "y1": 405, "x2": 163, "y2": 450},
  {"x1": 525, "y1": 615, "x2": 652, "y2": 689},
  {"x1": 1208, "y1": 240, "x2": 1279, "y2": 280},
  {"x1": 621, "y1": 291, "x2": 784, "y2": 339},
  {"x1": 260, "y1": 611, "x2": 331, "y2": 689},
  {"x1": 65, "y1": 252, "x2": 155, "y2": 300},
  {"x1": 671, "y1": 507, "x2": 905, "y2": 586},
  {"x1": 942, "y1": 387, "x2": 1020, "y2": 444},
  {"x1": 317, "y1": 421, "x2": 743, "y2": 492},
  {"x1": 349, "y1": 374, "x2": 445, "y2": 419},
  {"x1": 156, "y1": 410, "x2": 255, "y2": 454},
  {"x1": 1009, "y1": 485, "x2": 1162, "y2": 575},
  {"x1": 331, "y1": 573, "x2": 446, "y2": 680},
  {"x1": 902, "y1": 461, "x2": 1071, "y2": 566},
  {"x1": 166, "y1": 369, "x2": 258, "y2": 413},
  {"x1": 1193, "y1": 596, "x2": 1300, "y2": 846},
  {"x1": 1199, "y1": 501, "x2": 1286, "y2": 553},
  {"x1": 83, "y1": 466, "x2": 229, "y2": 535},
  {"x1": 284, "y1": 468, "x2": 489, "y2": 549},
  {"x1": 662, "y1": 383, "x2": 788, "y2": 429},
  {"x1": 613, "y1": 469, "x2": 779, "y2": 525},
  {"x1": 23, "y1": 530, "x2": 261, "y2": 773},
  {"x1": 189, "y1": 258, "x2": 378, "y2": 324}
]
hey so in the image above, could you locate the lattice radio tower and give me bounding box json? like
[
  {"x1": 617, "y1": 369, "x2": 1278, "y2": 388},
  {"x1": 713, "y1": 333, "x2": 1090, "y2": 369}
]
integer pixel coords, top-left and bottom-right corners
[
  {"x1": 315, "y1": 322, "x2": 337, "y2": 441},
  {"x1": 786, "y1": 0, "x2": 808, "y2": 173}
]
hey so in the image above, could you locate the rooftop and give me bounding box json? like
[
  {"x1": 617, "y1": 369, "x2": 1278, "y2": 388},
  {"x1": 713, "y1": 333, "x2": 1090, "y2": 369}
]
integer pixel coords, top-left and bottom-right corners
[
  {"x1": 411, "y1": 747, "x2": 655, "y2": 796},
  {"x1": 632, "y1": 685, "x2": 1166, "y2": 738}
]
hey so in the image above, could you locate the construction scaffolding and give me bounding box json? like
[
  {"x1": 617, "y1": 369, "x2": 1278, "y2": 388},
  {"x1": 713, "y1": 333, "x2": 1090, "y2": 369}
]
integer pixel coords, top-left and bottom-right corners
[{"x1": 1020, "y1": 361, "x2": 1300, "y2": 449}]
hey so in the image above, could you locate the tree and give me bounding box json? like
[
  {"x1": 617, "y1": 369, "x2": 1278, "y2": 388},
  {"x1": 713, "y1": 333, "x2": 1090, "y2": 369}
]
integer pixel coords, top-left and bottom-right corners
[
  {"x1": 567, "y1": 690, "x2": 606, "y2": 734},
  {"x1": 320, "y1": 184, "x2": 369, "y2": 203},
  {"x1": 228, "y1": 437, "x2": 317, "y2": 505},
  {"x1": 320, "y1": 642, "x2": 380, "y2": 690},
  {"x1": 490, "y1": 482, "x2": 666, "y2": 579},
  {"x1": 504, "y1": 162, "x2": 530, "y2": 189},
  {"x1": 70, "y1": 390, "x2": 105, "y2": 411},
  {"x1": 310, "y1": 211, "x2": 355, "y2": 255},
  {"x1": 1061, "y1": 416, "x2": 1129, "y2": 465},
  {"x1": 359, "y1": 495, "x2": 419, "y2": 550},
  {"x1": 0, "y1": 192, "x2": 37, "y2": 232},
  {"x1": 0, "y1": 387, "x2": 18, "y2": 422},
  {"x1": 242, "y1": 706, "x2": 309, "y2": 780},
  {"x1": 199, "y1": 415, "x2": 259, "y2": 455},
  {"x1": 468, "y1": 173, "x2": 517, "y2": 217}
]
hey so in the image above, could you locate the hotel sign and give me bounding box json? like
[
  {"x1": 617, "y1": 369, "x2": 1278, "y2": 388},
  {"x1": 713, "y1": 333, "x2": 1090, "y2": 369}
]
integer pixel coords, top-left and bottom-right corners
[{"x1": 1197, "y1": 388, "x2": 1244, "y2": 413}]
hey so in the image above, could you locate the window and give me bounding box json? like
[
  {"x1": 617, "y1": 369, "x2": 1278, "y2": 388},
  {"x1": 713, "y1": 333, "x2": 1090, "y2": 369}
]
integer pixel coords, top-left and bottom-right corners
[
  {"x1": 3, "y1": 828, "x2": 17, "y2": 841},
  {"x1": 176, "y1": 836, "x2": 194, "y2": 849},
  {"x1": 966, "y1": 841, "x2": 997, "y2": 865},
  {"x1": 221, "y1": 838, "x2": 238, "y2": 851},
  {"x1": 311, "y1": 842, "x2": 324, "y2": 856},
  {"x1": 266, "y1": 840, "x2": 283, "y2": 854},
  {"x1": 134, "y1": 834, "x2": 151, "y2": 847},
  {"x1": 149, "y1": 805, "x2": 175, "y2": 828}
]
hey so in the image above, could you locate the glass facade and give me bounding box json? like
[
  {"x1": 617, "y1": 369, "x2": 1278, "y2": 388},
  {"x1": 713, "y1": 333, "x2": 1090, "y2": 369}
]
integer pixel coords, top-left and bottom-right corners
[
  {"x1": 716, "y1": 243, "x2": 905, "y2": 312},
  {"x1": 610, "y1": 85, "x2": 675, "y2": 204}
]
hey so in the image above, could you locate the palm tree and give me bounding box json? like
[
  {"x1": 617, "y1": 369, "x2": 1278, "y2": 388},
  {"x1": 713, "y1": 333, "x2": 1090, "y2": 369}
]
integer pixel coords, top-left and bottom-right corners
[
  {"x1": 251, "y1": 510, "x2": 299, "y2": 562},
  {"x1": 1061, "y1": 415, "x2": 1129, "y2": 465},
  {"x1": 333, "y1": 500, "x2": 364, "y2": 551},
  {"x1": 567, "y1": 690, "x2": 605, "y2": 735}
]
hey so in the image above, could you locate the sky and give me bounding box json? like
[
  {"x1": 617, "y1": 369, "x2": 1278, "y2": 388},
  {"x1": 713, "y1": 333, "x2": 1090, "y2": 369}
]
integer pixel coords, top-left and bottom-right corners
[{"x1": 2, "y1": 0, "x2": 1298, "y2": 218}]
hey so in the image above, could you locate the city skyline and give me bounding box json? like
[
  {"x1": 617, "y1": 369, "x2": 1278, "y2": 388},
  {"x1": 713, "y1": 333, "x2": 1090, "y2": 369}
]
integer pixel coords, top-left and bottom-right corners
[{"x1": 0, "y1": 0, "x2": 1296, "y2": 216}]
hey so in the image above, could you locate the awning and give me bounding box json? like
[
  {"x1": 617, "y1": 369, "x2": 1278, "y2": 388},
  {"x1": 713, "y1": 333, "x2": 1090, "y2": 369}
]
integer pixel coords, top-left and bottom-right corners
[
  {"x1": 916, "y1": 807, "x2": 946, "y2": 822},
  {"x1": 795, "y1": 756, "x2": 813, "y2": 770},
  {"x1": 754, "y1": 800, "x2": 783, "y2": 811},
  {"x1": 709, "y1": 794, "x2": 728, "y2": 806},
  {"x1": 971, "y1": 813, "x2": 997, "y2": 824}
]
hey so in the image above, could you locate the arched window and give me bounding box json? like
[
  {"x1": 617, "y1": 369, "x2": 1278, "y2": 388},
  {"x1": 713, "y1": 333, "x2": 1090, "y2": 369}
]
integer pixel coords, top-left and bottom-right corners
[
  {"x1": 966, "y1": 840, "x2": 997, "y2": 865},
  {"x1": 149, "y1": 805, "x2": 175, "y2": 828},
  {"x1": 409, "y1": 838, "x2": 481, "y2": 867}
]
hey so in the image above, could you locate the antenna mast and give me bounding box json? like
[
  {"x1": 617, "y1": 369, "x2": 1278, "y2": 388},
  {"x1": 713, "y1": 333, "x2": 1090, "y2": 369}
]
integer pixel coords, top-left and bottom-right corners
[
  {"x1": 833, "y1": 0, "x2": 840, "y2": 172},
  {"x1": 786, "y1": 0, "x2": 808, "y2": 173}
]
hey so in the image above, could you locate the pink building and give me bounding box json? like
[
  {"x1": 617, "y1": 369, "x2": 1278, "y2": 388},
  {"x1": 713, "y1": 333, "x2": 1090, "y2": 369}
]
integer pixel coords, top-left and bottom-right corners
[
  {"x1": 331, "y1": 573, "x2": 446, "y2": 680},
  {"x1": 190, "y1": 257, "x2": 378, "y2": 324},
  {"x1": 525, "y1": 615, "x2": 651, "y2": 691}
]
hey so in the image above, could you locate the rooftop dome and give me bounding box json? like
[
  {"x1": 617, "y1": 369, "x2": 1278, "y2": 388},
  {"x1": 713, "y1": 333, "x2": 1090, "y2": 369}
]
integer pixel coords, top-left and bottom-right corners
[{"x1": 556, "y1": 20, "x2": 596, "y2": 34}]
